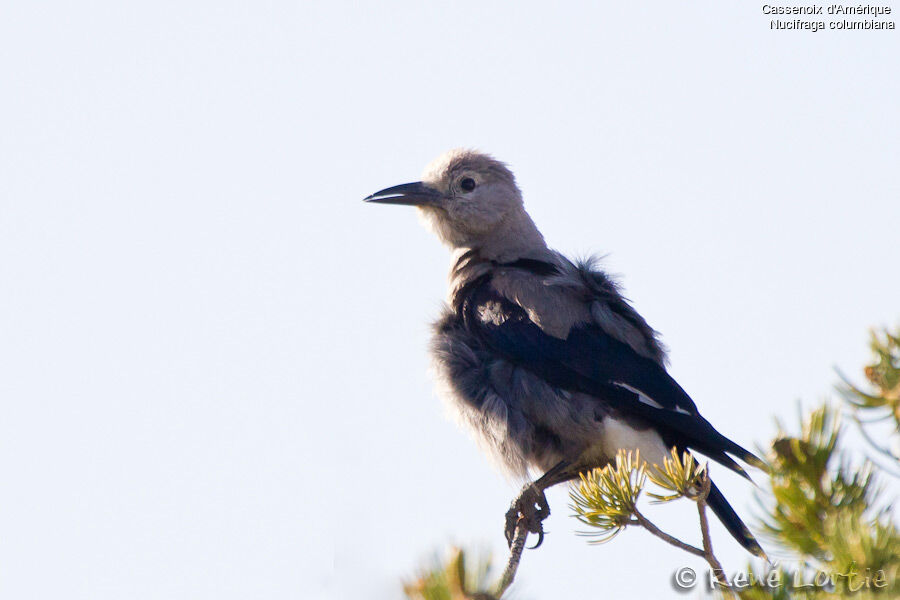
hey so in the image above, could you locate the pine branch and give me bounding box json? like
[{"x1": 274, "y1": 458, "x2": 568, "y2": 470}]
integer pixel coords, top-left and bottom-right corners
[
  {"x1": 571, "y1": 449, "x2": 735, "y2": 593},
  {"x1": 630, "y1": 509, "x2": 704, "y2": 557}
]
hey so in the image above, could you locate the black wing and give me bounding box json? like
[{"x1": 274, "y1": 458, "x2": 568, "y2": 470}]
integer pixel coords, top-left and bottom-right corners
[{"x1": 459, "y1": 274, "x2": 764, "y2": 477}]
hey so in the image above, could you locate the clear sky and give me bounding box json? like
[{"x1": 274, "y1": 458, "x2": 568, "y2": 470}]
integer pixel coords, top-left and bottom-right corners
[{"x1": 1, "y1": 2, "x2": 898, "y2": 599}]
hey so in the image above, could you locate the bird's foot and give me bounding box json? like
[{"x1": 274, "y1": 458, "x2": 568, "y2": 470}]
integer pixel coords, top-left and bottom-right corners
[{"x1": 504, "y1": 484, "x2": 550, "y2": 549}]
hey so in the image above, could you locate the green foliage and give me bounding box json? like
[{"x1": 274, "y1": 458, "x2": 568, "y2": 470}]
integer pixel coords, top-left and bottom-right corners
[
  {"x1": 569, "y1": 450, "x2": 647, "y2": 543},
  {"x1": 764, "y1": 406, "x2": 868, "y2": 558},
  {"x1": 403, "y1": 548, "x2": 499, "y2": 600},
  {"x1": 840, "y1": 329, "x2": 900, "y2": 464},
  {"x1": 570, "y1": 446, "x2": 734, "y2": 588},
  {"x1": 569, "y1": 447, "x2": 713, "y2": 540},
  {"x1": 735, "y1": 326, "x2": 900, "y2": 599},
  {"x1": 647, "y1": 447, "x2": 708, "y2": 503},
  {"x1": 846, "y1": 329, "x2": 900, "y2": 417}
]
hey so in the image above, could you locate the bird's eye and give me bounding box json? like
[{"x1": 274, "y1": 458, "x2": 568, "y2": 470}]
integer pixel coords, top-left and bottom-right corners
[{"x1": 460, "y1": 177, "x2": 477, "y2": 192}]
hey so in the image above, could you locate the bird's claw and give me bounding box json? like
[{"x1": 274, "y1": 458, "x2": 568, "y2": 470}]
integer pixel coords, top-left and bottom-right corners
[
  {"x1": 504, "y1": 485, "x2": 550, "y2": 548},
  {"x1": 527, "y1": 529, "x2": 545, "y2": 549}
]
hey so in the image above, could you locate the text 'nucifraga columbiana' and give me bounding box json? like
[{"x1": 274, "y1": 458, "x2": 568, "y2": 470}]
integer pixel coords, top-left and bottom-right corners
[{"x1": 364, "y1": 149, "x2": 766, "y2": 557}]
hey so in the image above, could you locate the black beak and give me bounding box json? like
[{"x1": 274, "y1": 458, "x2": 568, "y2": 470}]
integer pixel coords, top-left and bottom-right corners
[{"x1": 363, "y1": 181, "x2": 443, "y2": 206}]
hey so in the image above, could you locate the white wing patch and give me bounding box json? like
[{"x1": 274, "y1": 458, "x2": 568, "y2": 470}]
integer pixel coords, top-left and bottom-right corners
[
  {"x1": 612, "y1": 381, "x2": 664, "y2": 409},
  {"x1": 612, "y1": 381, "x2": 692, "y2": 415}
]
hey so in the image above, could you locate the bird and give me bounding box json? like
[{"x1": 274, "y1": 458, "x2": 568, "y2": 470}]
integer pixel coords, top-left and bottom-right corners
[{"x1": 364, "y1": 148, "x2": 766, "y2": 557}]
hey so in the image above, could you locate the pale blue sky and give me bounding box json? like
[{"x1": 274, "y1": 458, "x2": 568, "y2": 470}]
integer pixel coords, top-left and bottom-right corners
[{"x1": 1, "y1": 2, "x2": 898, "y2": 599}]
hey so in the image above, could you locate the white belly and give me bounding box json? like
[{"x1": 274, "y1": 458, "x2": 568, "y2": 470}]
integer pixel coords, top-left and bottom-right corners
[{"x1": 596, "y1": 416, "x2": 670, "y2": 468}]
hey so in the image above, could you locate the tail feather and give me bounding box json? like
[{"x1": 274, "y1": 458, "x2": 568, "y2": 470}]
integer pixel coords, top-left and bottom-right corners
[
  {"x1": 663, "y1": 413, "x2": 767, "y2": 479},
  {"x1": 692, "y1": 445, "x2": 753, "y2": 481},
  {"x1": 706, "y1": 479, "x2": 767, "y2": 559},
  {"x1": 696, "y1": 418, "x2": 768, "y2": 473}
]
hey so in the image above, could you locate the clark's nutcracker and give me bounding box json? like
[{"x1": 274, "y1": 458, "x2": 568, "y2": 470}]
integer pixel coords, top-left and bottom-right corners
[{"x1": 364, "y1": 149, "x2": 765, "y2": 557}]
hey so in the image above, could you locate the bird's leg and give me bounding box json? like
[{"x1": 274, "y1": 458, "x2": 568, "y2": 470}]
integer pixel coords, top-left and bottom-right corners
[
  {"x1": 504, "y1": 482, "x2": 550, "y2": 547},
  {"x1": 504, "y1": 460, "x2": 574, "y2": 548}
]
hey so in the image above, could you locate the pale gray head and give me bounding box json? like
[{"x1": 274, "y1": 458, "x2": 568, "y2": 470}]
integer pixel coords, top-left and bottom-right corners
[{"x1": 364, "y1": 149, "x2": 547, "y2": 261}]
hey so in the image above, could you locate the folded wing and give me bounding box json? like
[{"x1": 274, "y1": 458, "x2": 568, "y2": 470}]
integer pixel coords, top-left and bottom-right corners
[{"x1": 459, "y1": 272, "x2": 764, "y2": 478}]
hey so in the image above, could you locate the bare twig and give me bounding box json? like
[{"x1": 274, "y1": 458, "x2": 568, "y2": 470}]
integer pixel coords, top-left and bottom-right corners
[
  {"x1": 494, "y1": 518, "x2": 528, "y2": 598},
  {"x1": 695, "y1": 472, "x2": 733, "y2": 595},
  {"x1": 631, "y1": 510, "x2": 705, "y2": 557}
]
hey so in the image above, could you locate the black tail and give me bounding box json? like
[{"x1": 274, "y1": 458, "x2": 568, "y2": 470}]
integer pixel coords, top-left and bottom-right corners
[
  {"x1": 706, "y1": 479, "x2": 767, "y2": 559},
  {"x1": 689, "y1": 417, "x2": 768, "y2": 480}
]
